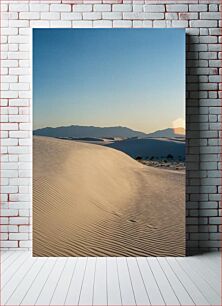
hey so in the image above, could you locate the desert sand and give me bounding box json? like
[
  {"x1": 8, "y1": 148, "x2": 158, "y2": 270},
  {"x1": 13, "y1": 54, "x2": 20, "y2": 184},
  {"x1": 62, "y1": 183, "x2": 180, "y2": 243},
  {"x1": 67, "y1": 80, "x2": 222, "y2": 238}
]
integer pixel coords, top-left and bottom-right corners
[{"x1": 33, "y1": 136, "x2": 185, "y2": 257}]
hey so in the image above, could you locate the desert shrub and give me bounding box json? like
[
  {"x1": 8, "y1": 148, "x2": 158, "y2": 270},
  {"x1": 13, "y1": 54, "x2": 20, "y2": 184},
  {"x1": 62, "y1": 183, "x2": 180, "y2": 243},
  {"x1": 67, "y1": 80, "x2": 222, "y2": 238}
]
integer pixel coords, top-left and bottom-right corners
[{"x1": 167, "y1": 154, "x2": 174, "y2": 159}]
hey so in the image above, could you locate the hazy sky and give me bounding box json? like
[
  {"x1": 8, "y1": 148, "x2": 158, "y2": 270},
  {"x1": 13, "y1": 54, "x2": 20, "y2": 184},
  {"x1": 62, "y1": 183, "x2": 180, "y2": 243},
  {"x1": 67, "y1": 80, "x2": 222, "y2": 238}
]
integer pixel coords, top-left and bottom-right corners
[{"x1": 33, "y1": 29, "x2": 185, "y2": 133}]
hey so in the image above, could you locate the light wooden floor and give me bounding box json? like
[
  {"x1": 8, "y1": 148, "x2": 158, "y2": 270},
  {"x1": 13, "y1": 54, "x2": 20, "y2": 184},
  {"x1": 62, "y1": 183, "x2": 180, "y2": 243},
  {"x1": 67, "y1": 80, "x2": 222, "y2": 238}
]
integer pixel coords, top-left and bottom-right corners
[{"x1": 1, "y1": 251, "x2": 221, "y2": 306}]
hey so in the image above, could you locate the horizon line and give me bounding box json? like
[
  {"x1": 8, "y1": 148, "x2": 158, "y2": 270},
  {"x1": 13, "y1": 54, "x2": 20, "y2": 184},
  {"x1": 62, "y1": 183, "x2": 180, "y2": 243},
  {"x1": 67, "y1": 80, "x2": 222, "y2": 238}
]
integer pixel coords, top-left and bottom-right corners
[{"x1": 33, "y1": 124, "x2": 185, "y2": 134}]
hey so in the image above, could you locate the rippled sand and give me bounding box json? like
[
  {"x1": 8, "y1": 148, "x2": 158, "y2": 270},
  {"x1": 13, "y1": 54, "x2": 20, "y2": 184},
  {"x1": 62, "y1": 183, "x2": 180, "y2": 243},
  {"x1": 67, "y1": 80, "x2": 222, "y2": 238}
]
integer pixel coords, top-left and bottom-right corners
[{"x1": 33, "y1": 136, "x2": 185, "y2": 257}]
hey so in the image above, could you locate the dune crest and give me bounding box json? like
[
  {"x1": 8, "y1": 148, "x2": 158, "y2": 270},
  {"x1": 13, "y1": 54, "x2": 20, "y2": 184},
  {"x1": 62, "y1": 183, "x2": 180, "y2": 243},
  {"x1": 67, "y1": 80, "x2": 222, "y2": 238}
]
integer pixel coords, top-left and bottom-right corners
[{"x1": 33, "y1": 136, "x2": 185, "y2": 257}]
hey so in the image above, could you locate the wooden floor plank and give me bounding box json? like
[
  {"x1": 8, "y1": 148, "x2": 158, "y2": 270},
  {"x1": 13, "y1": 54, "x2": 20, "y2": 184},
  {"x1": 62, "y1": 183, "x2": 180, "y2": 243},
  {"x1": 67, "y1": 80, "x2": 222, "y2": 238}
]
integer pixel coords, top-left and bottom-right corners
[
  {"x1": 127, "y1": 257, "x2": 150, "y2": 305},
  {"x1": 176, "y1": 257, "x2": 221, "y2": 305},
  {"x1": 117, "y1": 257, "x2": 136, "y2": 306},
  {"x1": 157, "y1": 258, "x2": 195, "y2": 305},
  {"x1": 184, "y1": 256, "x2": 220, "y2": 294},
  {"x1": 35, "y1": 258, "x2": 67, "y2": 306},
  {"x1": 107, "y1": 257, "x2": 122, "y2": 306},
  {"x1": 147, "y1": 258, "x2": 179, "y2": 305},
  {"x1": 79, "y1": 257, "x2": 96, "y2": 306},
  {"x1": 1, "y1": 256, "x2": 36, "y2": 305},
  {"x1": 1, "y1": 252, "x2": 220, "y2": 306},
  {"x1": 2, "y1": 252, "x2": 22, "y2": 272},
  {"x1": 1, "y1": 252, "x2": 30, "y2": 289},
  {"x1": 20, "y1": 258, "x2": 56, "y2": 305},
  {"x1": 136, "y1": 257, "x2": 165, "y2": 305},
  {"x1": 195, "y1": 253, "x2": 220, "y2": 275},
  {"x1": 167, "y1": 257, "x2": 210, "y2": 305},
  {"x1": 0, "y1": 251, "x2": 9, "y2": 258},
  {"x1": 6, "y1": 257, "x2": 47, "y2": 305},
  {"x1": 64, "y1": 257, "x2": 87, "y2": 306},
  {"x1": 93, "y1": 257, "x2": 107, "y2": 306},
  {"x1": 0, "y1": 251, "x2": 14, "y2": 263},
  {"x1": 50, "y1": 258, "x2": 77, "y2": 305}
]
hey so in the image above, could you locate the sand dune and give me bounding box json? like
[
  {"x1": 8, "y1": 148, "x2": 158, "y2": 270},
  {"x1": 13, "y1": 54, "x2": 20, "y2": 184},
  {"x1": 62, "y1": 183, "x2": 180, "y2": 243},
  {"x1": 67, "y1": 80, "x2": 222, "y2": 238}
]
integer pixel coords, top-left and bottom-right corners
[{"x1": 33, "y1": 136, "x2": 185, "y2": 257}]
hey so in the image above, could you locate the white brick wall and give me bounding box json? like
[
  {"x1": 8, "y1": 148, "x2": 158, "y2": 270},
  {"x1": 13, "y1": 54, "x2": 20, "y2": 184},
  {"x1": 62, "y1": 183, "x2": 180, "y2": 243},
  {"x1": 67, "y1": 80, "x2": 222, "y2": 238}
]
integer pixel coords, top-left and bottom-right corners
[{"x1": 0, "y1": 0, "x2": 221, "y2": 255}]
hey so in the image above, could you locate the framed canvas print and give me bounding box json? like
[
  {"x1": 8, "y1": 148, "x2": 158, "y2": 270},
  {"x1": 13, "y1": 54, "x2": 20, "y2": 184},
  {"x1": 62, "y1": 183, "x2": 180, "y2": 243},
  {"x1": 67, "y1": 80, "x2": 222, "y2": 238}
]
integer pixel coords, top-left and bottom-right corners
[{"x1": 33, "y1": 29, "x2": 185, "y2": 256}]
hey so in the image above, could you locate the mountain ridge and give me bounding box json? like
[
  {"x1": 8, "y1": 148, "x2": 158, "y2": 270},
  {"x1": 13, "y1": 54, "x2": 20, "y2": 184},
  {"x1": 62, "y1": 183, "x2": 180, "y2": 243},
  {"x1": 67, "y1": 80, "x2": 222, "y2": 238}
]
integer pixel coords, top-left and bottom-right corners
[{"x1": 33, "y1": 125, "x2": 185, "y2": 139}]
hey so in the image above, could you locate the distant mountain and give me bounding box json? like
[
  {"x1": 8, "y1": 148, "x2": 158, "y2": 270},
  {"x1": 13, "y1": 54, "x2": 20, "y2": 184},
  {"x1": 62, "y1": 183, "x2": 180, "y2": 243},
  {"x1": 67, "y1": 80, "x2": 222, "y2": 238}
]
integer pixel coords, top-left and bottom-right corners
[
  {"x1": 146, "y1": 128, "x2": 185, "y2": 138},
  {"x1": 33, "y1": 125, "x2": 147, "y2": 139}
]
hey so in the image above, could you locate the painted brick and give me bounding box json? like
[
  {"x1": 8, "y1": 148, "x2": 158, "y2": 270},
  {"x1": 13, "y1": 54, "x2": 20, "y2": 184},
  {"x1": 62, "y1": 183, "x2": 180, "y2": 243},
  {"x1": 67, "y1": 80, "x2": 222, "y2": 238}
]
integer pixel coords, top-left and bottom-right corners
[
  {"x1": 189, "y1": 20, "x2": 218, "y2": 28},
  {"x1": 72, "y1": 20, "x2": 93, "y2": 28},
  {"x1": 209, "y1": 217, "x2": 222, "y2": 225},
  {"x1": 9, "y1": 115, "x2": 29, "y2": 123},
  {"x1": 1, "y1": 209, "x2": 18, "y2": 216},
  {"x1": 2, "y1": 123, "x2": 18, "y2": 131},
  {"x1": 9, "y1": 68, "x2": 30, "y2": 75},
  {"x1": 200, "y1": 202, "x2": 218, "y2": 209},
  {"x1": 143, "y1": 21, "x2": 152, "y2": 28},
  {"x1": 133, "y1": 5, "x2": 143, "y2": 13},
  {"x1": 73, "y1": 5, "x2": 92, "y2": 12},
  {"x1": 199, "y1": 28, "x2": 209, "y2": 36},
  {"x1": 19, "y1": 226, "x2": 30, "y2": 233},
  {"x1": 200, "y1": 12, "x2": 221, "y2": 20},
  {"x1": 179, "y1": 12, "x2": 198, "y2": 20},
  {"x1": 132, "y1": 20, "x2": 142, "y2": 27},
  {"x1": 0, "y1": 225, "x2": 18, "y2": 233},
  {"x1": 9, "y1": 4, "x2": 29, "y2": 12},
  {"x1": 166, "y1": 5, "x2": 188, "y2": 12},
  {"x1": 208, "y1": 44, "x2": 221, "y2": 52},
  {"x1": 153, "y1": 20, "x2": 171, "y2": 28},
  {"x1": 8, "y1": 44, "x2": 18, "y2": 52},
  {"x1": 0, "y1": 241, "x2": 18, "y2": 248},
  {"x1": 1, "y1": 138, "x2": 18, "y2": 146},
  {"x1": 113, "y1": 20, "x2": 132, "y2": 27},
  {"x1": 112, "y1": 4, "x2": 132, "y2": 12},
  {"x1": 1, "y1": 28, "x2": 18, "y2": 36},
  {"x1": 9, "y1": 20, "x2": 29, "y2": 28},
  {"x1": 19, "y1": 241, "x2": 31, "y2": 248},
  {"x1": 189, "y1": 4, "x2": 207, "y2": 12},
  {"x1": 93, "y1": 20, "x2": 112, "y2": 28},
  {"x1": 190, "y1": 233, "x2": 209, "y2": 240},
  {"x1": 102, "y1": 12, "x2": 122, "y2": 19},
  {"x1": 30, "y1": 4, "x2": 49, "y2": 12},
  {"x1": 165, "y1": 13, "x2": 178, "y2": 20},
  {"x1": 41, "y1": 12, "x2": 60, "y2": 20},
  {"x1": 199, "y1": 209, "x2": 218, "y2": 217},
  {"x1": 94, "y1": 4, "x2": 111, "y2": 12},
  {"x1": 209, "y1": 60, "x2": 221, "y2": 67},
  {"x1": 9, "y1": 233, "x2": 29, "y2": 240},
  {"x1": 9, "y1": 217, "x2": 29, "y2": 225},
  {"x1": 1, "y1": 4, "x2": 8, "y2": 12},
  {"x1": 209, "y1": 4, "x2": 219, "y2": 12},
  {"x1": 19, "y1": 12, "x2": 40, "y2": 20},
  {"x1": 83, "y1": 12, "x2": 102, "y2": 20},
  {"x1": 1, "y1": 170, "x2": 18, "y2": 178},
  {"x1": 172, "y1": 20, "x2": 188, "y2": 28},
  {"x1": 61, "y1": 13, "x2": 82, "y2": 20},
  {"x1": 209, "y1": 28, "x2": 221, "y2": 36},
  {"x1": 123, "y1": 12, "x2": 164, "y2": 19},
  {"x1": 209, "y1": 233, "x2": 221, "y2": 240},
  {"x1": 50, "y1": 4, "x2": 71, "y2": 12},
  {"x1": 143, "y1": 5, "x2": 165, "y2": 12}
]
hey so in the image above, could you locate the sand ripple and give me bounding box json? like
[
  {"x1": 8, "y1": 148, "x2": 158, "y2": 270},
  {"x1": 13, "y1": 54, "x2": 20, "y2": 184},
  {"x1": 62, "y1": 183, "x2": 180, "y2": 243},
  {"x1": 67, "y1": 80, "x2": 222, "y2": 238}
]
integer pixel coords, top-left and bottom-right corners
[{"x1": 33, "y1": 136, "x2": 185, "y2": 257}]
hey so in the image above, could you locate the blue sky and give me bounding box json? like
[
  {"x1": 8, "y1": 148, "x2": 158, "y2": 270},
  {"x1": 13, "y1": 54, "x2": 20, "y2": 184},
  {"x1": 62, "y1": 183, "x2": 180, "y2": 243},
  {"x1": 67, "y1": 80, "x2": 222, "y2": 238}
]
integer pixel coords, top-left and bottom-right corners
[{"x1": 33, "y1": 29, "x2": 185, "y2": 133}]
